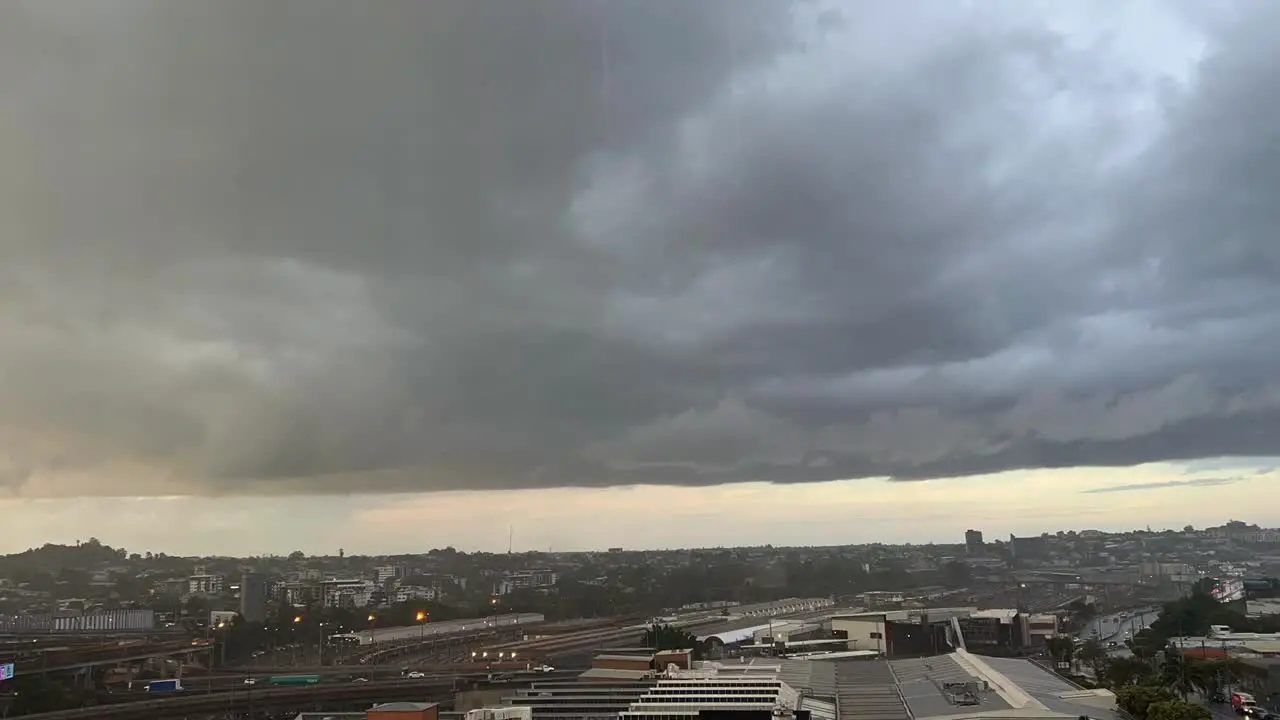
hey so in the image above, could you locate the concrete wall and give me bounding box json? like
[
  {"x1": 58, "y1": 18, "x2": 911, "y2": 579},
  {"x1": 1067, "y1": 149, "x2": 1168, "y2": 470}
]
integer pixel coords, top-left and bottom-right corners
[
  {"x1": 831, "y1": 617, "x2": 888, "y2": 653},
  {"x1": 455, "y1": 688, "x2": 514, "y2": 712}
]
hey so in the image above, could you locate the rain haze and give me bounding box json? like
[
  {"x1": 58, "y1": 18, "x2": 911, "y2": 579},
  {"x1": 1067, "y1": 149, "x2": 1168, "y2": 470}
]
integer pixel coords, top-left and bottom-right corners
[{"x1": 1, "y1": 0, "x2": 1278, "y2": 554}]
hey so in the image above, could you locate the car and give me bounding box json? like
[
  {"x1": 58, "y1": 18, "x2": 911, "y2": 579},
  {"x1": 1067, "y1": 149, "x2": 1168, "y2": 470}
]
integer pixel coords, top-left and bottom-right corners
[
  {"x1": 1210, "y1": 693, "x2": 1227, "y2": 704},
  {"x1": 407, "y1": 671, "x2": 426, "y2": 679},
  {"x1": 351, "y1": 677, "x2": 368, "y2": 683},
  {"x1": 243, "y1": 677, "x2": 257, "y2": 685}
]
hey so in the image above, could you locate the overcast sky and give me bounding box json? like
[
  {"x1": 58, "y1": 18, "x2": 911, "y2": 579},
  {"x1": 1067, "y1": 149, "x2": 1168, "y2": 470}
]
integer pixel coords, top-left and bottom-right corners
[{"x1": 2, "y1": 0, "x2": 1278, "y2": 554}]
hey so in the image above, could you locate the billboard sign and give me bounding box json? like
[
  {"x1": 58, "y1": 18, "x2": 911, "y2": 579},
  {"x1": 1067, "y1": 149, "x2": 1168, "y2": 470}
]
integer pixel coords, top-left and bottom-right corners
[{"x1": 0, "y1": 663, "x2": 14, "y2": 681}]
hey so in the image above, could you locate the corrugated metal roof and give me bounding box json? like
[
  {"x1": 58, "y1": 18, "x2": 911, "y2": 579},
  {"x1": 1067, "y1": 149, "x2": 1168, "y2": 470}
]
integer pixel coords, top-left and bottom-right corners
[
  {"x1": 803, "y1": 697, "x2": 839, "y2": 720},
  {"x1": 780, "y1": 658, "x2": 836, "y2": 698},
  {"x1": 834, "y1": 661, "x2": 910, "y2": 720},
  {"x1": 975, "y1": 656, "x2": 1119, "y2": 720},
  {"x1": 890, "y1": 656, "x2": 1012, "y2": 719}
]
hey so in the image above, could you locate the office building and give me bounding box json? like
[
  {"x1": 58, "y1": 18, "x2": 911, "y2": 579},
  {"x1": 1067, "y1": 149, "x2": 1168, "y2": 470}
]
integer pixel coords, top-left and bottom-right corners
[
  {"x1": 240, "y1": 572, "x2": 268, "y2": 623},
  {"x1": 964, "y1": 530, "x2": 984, "y2": 554}
]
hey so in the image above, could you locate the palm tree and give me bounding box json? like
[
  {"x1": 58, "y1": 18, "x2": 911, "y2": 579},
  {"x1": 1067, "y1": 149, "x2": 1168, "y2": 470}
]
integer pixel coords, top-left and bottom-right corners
[{"x1": 1160, "y1": 652, "x2": 1196, "y2": 699}]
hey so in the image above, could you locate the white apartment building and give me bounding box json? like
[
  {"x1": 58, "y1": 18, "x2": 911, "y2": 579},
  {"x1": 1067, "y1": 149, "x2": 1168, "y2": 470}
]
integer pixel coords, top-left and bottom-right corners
[
  {"x1": 375, "y1": 566, "x2": 404, "y2": 584},
  {"x1": 321, "y1": 579, "x2": 378, "y2": 608},
  {"x1": 395, "y1": 586, "x2": 439, "y2": 603},
  {"x1": 496, "y1": 569, "x2": 558, "y2": 595},
  {"x1": 188, "y1": 574, "x2": 225, "y2": 596}
]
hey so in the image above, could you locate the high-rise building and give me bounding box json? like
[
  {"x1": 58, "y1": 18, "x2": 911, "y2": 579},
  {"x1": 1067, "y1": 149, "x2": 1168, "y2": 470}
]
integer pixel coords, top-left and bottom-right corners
[
  {"x1": 965, "y1": 529, "x2": 984, "y2": 553},
  {"x1": 240, "y1": 572, "x2": 268, "y2": 623}
]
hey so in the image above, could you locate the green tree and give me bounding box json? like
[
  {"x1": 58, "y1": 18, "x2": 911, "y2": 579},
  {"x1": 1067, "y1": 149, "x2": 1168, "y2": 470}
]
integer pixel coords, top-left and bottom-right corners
[
  {"x1": 183, "y1": 594, "x2": 209, "y2": 619},
  {"x1": 640, "y1": 624, "x2": 705, "y2": 659},
  {"x1": 8, "y1": 674, "x2": 95, "y2": 715},
  {"x1": 1045, "y1": 636, "x2": 1075, "y2": 667},
  {"x1": 1146, "y1": 699, "x2": 1211, "y2": 720},
  {"x1": 1077, "y1": 639, "x2": 1108, "y2": 677},
  {"x1": 1102, "y1": 656, "x2": 1153, "y2": 687},
  {"x1": 1067, "y1": 600, "x2": 1098, "y2": 620},
  {"x1": 1116, "y1": 685, "x2": 1176, "y2": 719},
  {"x1": 1160, "y1": 652, "x2": 1196, "y2": 699},
  {"x1": 1129, "y1": 628, "x2": 1163, "y2": 660}
]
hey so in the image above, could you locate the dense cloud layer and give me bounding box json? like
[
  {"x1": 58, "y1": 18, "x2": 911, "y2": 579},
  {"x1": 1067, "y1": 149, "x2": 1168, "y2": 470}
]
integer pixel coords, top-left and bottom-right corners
[{"x1": 3, "y1": 0, "x2": 1280, "y2": 497}]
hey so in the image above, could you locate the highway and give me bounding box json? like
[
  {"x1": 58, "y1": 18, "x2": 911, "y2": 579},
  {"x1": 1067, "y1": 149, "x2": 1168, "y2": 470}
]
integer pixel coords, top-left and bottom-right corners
[
  {"x1": 480, "y1": 602, "x2": 832, "y2": 660},
  {"x1": 1080, "y1": 607, "x2": 1158, "y2": 645},
  {"x1": 19, "y1": 678, "x2": 459, "y2": 719},
  {"x1": 356, "y1": 613, "x2": 543, "y2": 644},
  {"x1": 19, "y1": 673, "x2": 570, "y2": 720},
  {"x1": 485, "y1": 615, "x2": 724, "y2": 658},
  {"x1": 14, "y1": 640, "x2": 210, "y2": 674},
  {"x1": 14, "y1": 613, "x2": 544, "y2": 675},
  {"x1": 99, "y1": 667, "x2": 582, "y2": 699}
]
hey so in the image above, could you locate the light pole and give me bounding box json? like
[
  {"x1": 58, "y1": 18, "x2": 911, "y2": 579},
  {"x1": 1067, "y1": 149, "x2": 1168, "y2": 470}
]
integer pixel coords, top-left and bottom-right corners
[{"x1": 318, "y1": 621, "x2": 328, "y2": 667}]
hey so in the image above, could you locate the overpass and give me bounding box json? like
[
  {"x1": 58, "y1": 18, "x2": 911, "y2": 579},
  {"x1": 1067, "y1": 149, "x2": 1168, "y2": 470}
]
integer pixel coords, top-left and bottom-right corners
[
  {"x1": 15, "y1": 641, "x2": 210, "y2": 674},
  {"x1": 352, "y1": 613, "x2": 543, "y2": 645},
  {"x1": 17, "y1": 676, "x2": 540, "y2": 719}
]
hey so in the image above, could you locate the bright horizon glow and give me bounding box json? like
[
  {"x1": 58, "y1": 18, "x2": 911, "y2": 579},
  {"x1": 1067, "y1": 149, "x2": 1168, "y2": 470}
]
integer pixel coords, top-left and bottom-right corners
[{"x1": 2, "y1": 459, "x2": 1275, "y2": 557}]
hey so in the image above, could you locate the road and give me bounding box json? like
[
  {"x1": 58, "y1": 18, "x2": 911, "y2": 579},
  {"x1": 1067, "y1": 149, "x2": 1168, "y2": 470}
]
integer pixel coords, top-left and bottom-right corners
[
  {"x1": 103, "y1": 666, "x2": 582, "y2": 697},
  {"x1": 1080, "y1": 607, "x2": 1158, "y2": 645}
]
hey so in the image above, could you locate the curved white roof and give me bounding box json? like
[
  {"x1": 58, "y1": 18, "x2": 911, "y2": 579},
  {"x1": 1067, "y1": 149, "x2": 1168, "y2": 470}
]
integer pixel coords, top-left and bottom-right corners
[{"x1": 698, "y1": 623, "x2": 775, "y2": 645}]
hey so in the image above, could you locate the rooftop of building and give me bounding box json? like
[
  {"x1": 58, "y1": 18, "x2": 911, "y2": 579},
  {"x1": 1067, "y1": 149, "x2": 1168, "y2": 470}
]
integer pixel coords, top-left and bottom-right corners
[
  {"x1": 968, "y1": 609, "x2": 1020, "y2": 621},
  {"x1": 736, "y1": 650, "x2": 1113, "y2": 720},
  {"x1": 508, "y1": 649, "x2": 1115, "y2": 720}
]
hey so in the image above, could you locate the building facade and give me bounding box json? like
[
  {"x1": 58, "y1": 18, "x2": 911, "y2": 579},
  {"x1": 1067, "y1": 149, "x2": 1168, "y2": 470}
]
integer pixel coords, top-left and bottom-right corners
[{"x1": 240, "y1": 572, "x2": 268, "y2": 623}]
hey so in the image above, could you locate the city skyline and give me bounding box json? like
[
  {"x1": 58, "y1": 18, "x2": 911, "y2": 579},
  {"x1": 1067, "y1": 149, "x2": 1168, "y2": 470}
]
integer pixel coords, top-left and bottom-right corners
[
  {"x1": 4, "y1": 0, "x2": 1280, "y2": 545},
  {"x1": 3, "y1": 459, "x2": 1275, "y2": 557}
]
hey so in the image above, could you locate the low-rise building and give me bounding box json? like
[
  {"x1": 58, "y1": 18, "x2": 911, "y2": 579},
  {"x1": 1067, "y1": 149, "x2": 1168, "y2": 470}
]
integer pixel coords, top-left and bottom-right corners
[
  {"x1": 188, "y1": 574, "x2": 224, "y2": 596},
  {"x1": 496, "y1": 569, "x2": 558, "y2": 596}
]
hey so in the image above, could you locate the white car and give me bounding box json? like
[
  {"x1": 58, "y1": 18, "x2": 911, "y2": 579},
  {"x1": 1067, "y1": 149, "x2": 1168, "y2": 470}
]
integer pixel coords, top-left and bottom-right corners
[
  {"x1": 534, "y1": 664, "x2": 555, "y2": 673},
  {"x1": 407, "y1": 671, "x2": 426, "y2": 679},
  {"x1": 243, "y1": 678, "x2": 257, "y2": 685}
]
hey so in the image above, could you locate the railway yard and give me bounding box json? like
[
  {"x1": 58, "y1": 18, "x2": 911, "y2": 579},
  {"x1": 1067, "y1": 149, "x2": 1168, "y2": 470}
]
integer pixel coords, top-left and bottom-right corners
[
  {"x1": 4, "y1": 590, "x2": 1142, "y2": 719},
  {"x1": 0, "y1": 599, "x2": 842, "y2": 718}
]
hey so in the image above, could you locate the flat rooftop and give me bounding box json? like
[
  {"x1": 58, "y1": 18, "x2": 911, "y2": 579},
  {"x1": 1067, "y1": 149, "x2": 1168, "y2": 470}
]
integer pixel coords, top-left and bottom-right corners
[{"x1": 780, "y1": 651, "x2": 1117, "y2": 720}]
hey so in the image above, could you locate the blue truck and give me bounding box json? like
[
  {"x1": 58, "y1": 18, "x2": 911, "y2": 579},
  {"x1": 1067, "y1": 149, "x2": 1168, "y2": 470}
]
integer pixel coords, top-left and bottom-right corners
[{"x1": 146, "y1": 679, "x2": 183, "y2": 693}]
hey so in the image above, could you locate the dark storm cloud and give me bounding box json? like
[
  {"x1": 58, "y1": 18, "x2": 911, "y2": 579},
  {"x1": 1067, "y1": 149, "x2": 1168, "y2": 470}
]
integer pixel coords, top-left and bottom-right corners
[{"x1": 3, "y1": 0, "x2": 1280, "y2": 497}]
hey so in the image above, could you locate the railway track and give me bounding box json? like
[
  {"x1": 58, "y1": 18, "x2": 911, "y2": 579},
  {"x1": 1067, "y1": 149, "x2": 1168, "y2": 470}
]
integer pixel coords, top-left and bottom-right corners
[
  {"x1": 17, "y1": 676, "x2": 537, "y2": 720},
  {"x1": 488, "y1": 616, "x2": 724, "y2": 656}
]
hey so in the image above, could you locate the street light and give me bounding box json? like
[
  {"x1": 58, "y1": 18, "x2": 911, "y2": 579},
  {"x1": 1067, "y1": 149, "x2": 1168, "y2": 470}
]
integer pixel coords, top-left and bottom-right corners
[
  {"x1": 292, "y1": 616, "x2": 303, "y2": 666},
  {"x1": 416, "y1": 610, "x2": 428, "y2": 643}
]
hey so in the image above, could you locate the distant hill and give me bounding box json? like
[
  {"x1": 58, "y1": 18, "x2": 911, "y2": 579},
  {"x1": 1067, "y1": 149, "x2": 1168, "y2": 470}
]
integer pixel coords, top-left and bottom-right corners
[{"x1": 0, "y1": 538, "x2": 125, "y2": 573}]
